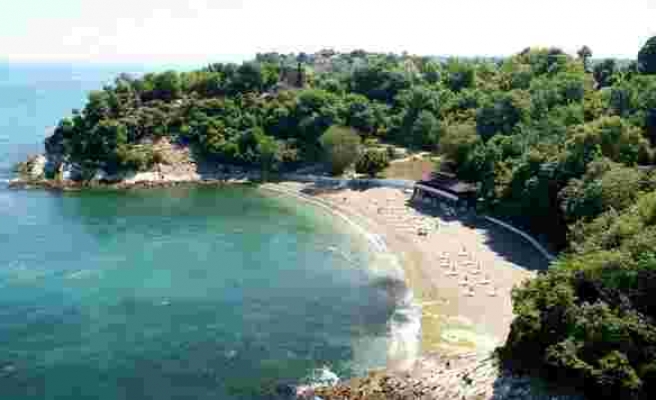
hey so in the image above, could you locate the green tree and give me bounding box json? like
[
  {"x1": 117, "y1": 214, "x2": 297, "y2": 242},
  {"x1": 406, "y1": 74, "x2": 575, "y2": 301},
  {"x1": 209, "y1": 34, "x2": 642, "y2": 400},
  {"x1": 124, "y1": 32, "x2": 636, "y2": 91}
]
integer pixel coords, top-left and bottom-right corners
[
  {"x1": 444, "y1": 59, "x2": 476, "y2": 92},
  {"x1": 230, "y1": 62, "x2": 267, "y2": 93},
  {"x1": 638, "y1": 36, "x2": 656, "y2": 74},
  {"x1": 476, "y1": 91, "x2": 529, "y2": 140},
  {"x1": 593, "y1": 59, "x2": 618, "y2": 88},
  {"x1": 565, "y1": 116, "x2": 652, "y2": 167},
  {"x1": 439, "y1": 122, "x2": 480, "y2": 167},
  {"x1": 411, "y1": 110, "x2": 442, "y2": 150},
  {"x1": 559, "y1": 158, "x2": 646, "y2": 222},
  {"x1": 351, "y1": 63, "x2": 412, "y2": 103},
  {"x1": 319, "y1": 126, "x2": 362, "y2": 175},
  {"x1": 256, "y1": 134, "x2": 282, "y2": 174},
  {"x1": 577, "y1": 45, "x2": 592, "y2": 71}
]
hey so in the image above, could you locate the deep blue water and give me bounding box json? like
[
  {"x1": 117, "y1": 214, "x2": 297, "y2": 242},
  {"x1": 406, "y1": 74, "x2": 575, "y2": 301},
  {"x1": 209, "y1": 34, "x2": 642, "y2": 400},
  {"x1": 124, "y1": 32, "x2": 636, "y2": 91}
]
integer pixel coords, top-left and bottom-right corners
[{"x1": 0, "y1": 64, "x2": 394, "y2": 399}]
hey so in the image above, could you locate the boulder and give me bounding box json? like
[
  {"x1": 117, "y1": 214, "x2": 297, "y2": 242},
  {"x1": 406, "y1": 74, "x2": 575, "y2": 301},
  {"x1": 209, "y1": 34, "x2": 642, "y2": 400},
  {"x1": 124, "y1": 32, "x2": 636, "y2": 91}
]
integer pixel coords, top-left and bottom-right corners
[
  {"x1": 92, "y1": 169, "x2": 109, "y2": 181},
  {"x1": 31, "y1": 156, "x2": 46, "y2": 178}
]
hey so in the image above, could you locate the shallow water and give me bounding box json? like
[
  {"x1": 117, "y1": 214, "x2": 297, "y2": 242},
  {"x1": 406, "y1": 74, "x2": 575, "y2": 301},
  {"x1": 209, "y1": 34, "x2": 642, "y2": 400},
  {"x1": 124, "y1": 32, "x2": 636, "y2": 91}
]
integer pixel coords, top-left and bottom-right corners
[{"x1": 0, "y1": 64, "x2": 402, "y2": 399}]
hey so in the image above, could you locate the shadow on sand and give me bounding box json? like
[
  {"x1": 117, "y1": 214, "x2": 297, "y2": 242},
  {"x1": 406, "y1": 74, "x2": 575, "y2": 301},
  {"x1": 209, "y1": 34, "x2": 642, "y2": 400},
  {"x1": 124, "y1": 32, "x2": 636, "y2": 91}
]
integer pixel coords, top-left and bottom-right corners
[
  {"x1": 408, "y1": 200, "x2": 551, "y2": 272},
  {"x1": 296, "y1": 179, "x2": 552, "y2": 272}
]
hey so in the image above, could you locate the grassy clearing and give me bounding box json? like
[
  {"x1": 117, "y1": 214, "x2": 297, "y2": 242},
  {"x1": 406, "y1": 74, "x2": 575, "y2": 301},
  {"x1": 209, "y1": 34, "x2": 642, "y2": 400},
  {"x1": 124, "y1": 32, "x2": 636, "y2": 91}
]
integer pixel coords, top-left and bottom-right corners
[{"x1": 381, "y1": 155, "x2": 438, "y2": 180}]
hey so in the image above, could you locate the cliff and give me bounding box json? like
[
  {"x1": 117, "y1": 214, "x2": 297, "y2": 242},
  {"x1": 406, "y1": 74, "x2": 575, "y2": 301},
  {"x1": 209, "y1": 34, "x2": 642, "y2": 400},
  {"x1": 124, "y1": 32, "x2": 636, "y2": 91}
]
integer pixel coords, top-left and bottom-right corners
[{"x1": 10, "y1": 138, "x2": 263, "y2": 189}]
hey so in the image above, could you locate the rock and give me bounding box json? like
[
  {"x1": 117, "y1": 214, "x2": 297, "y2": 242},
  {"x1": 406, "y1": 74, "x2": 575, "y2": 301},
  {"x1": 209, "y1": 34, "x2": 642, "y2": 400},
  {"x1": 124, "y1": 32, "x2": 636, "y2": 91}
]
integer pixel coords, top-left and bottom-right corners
[
  {"x1": 1, "y1": 364, "x2": 16, "y2": 375},
  {"x1": 27, "y1": 155, "x2": 47, "y2": 179},
  {"x1": 92, "y1": 169, "x2": 109, "y2": 181},
  {"x1": 15, "y1": 155, "x2": 47, "y2": 180},
  {"x1": 61, "y1": 162, "x2": 83, "y2": 181}
]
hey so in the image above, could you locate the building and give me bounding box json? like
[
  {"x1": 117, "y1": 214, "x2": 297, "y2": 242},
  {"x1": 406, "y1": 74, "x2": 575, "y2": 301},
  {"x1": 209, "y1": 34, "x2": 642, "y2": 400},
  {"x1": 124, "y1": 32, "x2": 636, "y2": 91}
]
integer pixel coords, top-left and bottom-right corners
[{"x1": 411, "y1": 172, "x2": 478, "y2": 209}]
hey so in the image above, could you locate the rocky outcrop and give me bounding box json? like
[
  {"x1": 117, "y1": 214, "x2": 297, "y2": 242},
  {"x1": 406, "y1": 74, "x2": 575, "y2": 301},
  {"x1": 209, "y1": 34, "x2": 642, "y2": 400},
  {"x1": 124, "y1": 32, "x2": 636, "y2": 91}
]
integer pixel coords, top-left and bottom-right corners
[
  {"x1": 315, "y1": 353, "x2": 584, "y2": 400},
  {"x1": 9, "y1": 138, "x2": 265, "y2": 190},
  {"x1": 15, "y1": 154, "x2": 47, "y2": 180}
]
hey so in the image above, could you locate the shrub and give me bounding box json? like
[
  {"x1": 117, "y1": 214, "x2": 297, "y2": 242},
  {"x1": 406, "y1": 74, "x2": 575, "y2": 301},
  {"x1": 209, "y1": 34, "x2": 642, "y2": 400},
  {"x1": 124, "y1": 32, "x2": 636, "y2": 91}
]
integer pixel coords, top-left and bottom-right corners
[
  {"x1": 115, "y1": 145, "x2": 155, "y2": 171},
  {"x1": 356, "y1": 149, "x2": 390, "y2": 177}
]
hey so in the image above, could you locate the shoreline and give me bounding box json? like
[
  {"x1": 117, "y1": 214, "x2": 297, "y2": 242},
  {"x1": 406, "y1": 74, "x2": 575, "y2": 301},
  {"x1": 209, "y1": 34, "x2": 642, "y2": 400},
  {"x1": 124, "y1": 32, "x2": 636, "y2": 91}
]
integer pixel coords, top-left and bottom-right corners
[
  {"x1": 260, "y1": 182, "x2": 579, "y2": 399},
  {"x1": 269, "y1": 182, "x2": 546, "y2": 351},
  {"x1": 259, "y1": 182, "x2": 423, "y2": 373},
  {"x1": 258, "y1": 181, "x2": 547, "y2": 347}
]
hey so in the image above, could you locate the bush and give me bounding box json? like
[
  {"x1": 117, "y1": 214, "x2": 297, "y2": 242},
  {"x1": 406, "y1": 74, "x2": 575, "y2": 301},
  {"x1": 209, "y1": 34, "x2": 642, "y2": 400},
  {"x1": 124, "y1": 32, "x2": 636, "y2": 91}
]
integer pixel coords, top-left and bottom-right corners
[
  {"x1": 319, "y1": 126, "x2": 362, "y2": 175},
  {"x1": 356, "y1": 149, "x2": 390, "y2": 177},
  {"x1": 115, "y1": 145, "x2": 155, "y2": 171}
]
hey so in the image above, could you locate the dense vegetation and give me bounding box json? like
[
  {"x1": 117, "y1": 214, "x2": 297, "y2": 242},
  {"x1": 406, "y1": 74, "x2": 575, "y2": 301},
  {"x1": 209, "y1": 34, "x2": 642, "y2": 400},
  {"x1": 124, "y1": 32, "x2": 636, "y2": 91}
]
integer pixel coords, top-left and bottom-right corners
[{"x1": 43, "y1": 37, "x2": 656, "y2": 398}]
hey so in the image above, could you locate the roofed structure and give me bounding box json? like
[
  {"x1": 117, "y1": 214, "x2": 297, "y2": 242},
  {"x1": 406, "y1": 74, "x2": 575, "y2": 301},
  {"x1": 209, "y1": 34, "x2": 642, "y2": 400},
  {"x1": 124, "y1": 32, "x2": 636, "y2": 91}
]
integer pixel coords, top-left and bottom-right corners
[{"x1": 413, "y1": 172, "x2": 479, "y2": 208}]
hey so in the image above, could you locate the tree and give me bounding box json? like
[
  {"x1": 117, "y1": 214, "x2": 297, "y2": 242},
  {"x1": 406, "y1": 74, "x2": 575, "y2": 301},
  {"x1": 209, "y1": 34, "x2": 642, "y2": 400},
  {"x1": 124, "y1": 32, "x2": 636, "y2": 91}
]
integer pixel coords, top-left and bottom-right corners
[
  {"x1": 593, "y1": 59, "x2": 618, "y2": 88},
  {"x1": 355, "y1": 149, "x2": 390, "y2": 177},
  {"x1": 476, "y1": 91, "x2": 529, "y2": 140},
  {"x1": 421, "y1": 61, "x2": 442, "y2": 84},
  {"x1": 343, "y1": 94, "x2": 376, "y2": 134},
  {"x1": 319, "y1": 126, "x2": 362, "y2": 175},
  {"x1": 638, "y1": 36, "x2": 656, "y2": 74},
  {"x1": 565, "y1": 116, "x2": 652, "y2": 167},
  {"x1": 411, "y1": 110, "x2": 442, "y2": 150},
  {"x1": 139, "y1": 71, "x2": 182, "y2": 102},
  {"x1": 439, "y1": 122, "x2": 480, "y2": 167},
  {"x1": 294, "y1": 89, "x2": 341, "y2": 146},
  {"x1": 351, "y1": 64, "x2": 412, "y2": 103},
  {"x1": 230, "y1": 62, "x2": 266, "y2": 93},
  {"x1": 84, "y1": 90, "x2": 113, "y2": 126},
  {"x1": 577, "y1": 45, "x2": 592, "y2": 71},
  {"x1": 256, "y1": 134, "x2": 282, "y2": 175},
  {"x1": 559, "y1": 158, "x2": 645, "y2": 222},
  {"x1": 444, "y1": 59, "x2": 476, "y2": 92}
]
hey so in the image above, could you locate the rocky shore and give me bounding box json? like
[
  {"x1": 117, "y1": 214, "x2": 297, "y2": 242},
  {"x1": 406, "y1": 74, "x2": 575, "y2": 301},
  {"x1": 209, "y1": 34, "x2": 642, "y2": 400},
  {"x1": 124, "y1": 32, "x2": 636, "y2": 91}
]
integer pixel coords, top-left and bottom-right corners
[
  {"x1": 9, "y1": 139, "x2": 264, "y2": 190},
  {"x1": 314, "y1": 353, "x2": 583, "y2": 400}
]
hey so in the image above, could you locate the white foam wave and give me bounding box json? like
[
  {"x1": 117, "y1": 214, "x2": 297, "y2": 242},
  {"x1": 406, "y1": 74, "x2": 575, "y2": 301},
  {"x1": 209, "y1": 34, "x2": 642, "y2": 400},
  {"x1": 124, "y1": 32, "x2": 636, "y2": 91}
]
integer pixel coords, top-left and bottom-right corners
[
  {"x1": 351, "y1": 217, "x2": 422, "y2": 372},
  {"x1": 387, "y1": 286, "x2": 422, "y2": 371},
  {"x1": 304, "y1": 366, "x2": 340, "y2": 388},
  {"x1": 365, "y1": 252, "x2": 422, "y2": 372},
  {"x1": 263, "y1": 186, "x2": 423, "y2": 374}
]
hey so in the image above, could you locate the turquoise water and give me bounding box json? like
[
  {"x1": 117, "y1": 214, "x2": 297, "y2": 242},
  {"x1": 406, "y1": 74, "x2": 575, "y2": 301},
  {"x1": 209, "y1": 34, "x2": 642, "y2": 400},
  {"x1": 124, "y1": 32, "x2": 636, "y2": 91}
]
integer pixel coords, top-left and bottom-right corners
[{"x1": 0, "y1": 64, "x2": 396, "y2": 399}]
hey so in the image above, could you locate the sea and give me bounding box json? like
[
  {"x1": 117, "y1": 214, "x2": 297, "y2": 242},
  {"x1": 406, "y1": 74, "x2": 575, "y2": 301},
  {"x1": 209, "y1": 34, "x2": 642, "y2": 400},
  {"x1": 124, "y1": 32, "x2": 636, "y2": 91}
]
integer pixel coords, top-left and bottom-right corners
[{"x1": 0, "y1": 63, "x2": 418, "y2": 399}]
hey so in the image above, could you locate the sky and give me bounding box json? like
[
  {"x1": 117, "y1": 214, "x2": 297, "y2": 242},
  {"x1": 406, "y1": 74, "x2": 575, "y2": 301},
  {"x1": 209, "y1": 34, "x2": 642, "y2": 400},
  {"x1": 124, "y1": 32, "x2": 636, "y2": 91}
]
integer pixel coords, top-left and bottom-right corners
[{"x1": 2, "y1": 0, "x2": 656, "y2": 65}]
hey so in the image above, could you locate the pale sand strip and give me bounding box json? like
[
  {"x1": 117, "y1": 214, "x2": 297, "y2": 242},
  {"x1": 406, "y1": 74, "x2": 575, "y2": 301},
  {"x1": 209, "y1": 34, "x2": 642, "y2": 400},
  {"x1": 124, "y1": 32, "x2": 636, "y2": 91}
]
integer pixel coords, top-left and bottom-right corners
[{"x1": 264, "y1": 182, "x2": 548, "y2": 355}]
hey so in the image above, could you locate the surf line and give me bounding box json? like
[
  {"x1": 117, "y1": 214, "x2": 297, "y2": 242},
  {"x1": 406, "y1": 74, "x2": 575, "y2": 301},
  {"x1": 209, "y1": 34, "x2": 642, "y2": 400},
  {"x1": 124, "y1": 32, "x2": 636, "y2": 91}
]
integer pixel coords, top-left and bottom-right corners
[{"x1": 261, "y1": 184, "x2": 422, "y2": 372}]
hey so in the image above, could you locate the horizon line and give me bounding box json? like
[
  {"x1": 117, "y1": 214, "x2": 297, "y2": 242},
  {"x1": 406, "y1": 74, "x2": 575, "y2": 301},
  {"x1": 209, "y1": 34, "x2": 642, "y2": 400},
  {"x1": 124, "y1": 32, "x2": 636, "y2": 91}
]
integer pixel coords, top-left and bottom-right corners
[{"x1": 0, "y1": 49, "x2": 637, "y2": 68}]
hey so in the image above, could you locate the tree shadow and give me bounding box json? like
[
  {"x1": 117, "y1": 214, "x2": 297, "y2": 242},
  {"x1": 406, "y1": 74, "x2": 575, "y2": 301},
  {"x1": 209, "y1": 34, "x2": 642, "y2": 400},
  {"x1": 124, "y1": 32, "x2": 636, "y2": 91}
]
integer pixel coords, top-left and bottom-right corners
[
  {"x1": 297, "y1": 180, "x2": 551, "y2": 271},
  {"x1": 187, "y1": 144, "x2": 259, "y2": 181},
  {"x1": 490, "y1": 357, "x2": 585, "y2": 400},
  {"x1": 407, "y1": 200, "x2": 551, "y2": 272},
  {"x1": 297, "y1": 179, "x2": 376, "y2": 197}
]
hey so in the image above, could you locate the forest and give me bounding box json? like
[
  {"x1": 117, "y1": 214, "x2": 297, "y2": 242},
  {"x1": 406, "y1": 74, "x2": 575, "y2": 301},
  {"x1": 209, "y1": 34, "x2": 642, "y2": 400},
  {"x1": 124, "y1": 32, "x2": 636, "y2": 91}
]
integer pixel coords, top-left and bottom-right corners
[{"x1": 43, "y1": 36, "x2": 656, "y2": 398}]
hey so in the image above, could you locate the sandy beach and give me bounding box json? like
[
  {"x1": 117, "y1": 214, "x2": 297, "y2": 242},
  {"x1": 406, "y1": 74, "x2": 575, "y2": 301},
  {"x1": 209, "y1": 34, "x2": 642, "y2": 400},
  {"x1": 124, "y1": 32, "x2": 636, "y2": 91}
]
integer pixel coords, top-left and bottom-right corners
[{"x1": 263, "y1": 181, "x2": 549, "y2": 356}]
